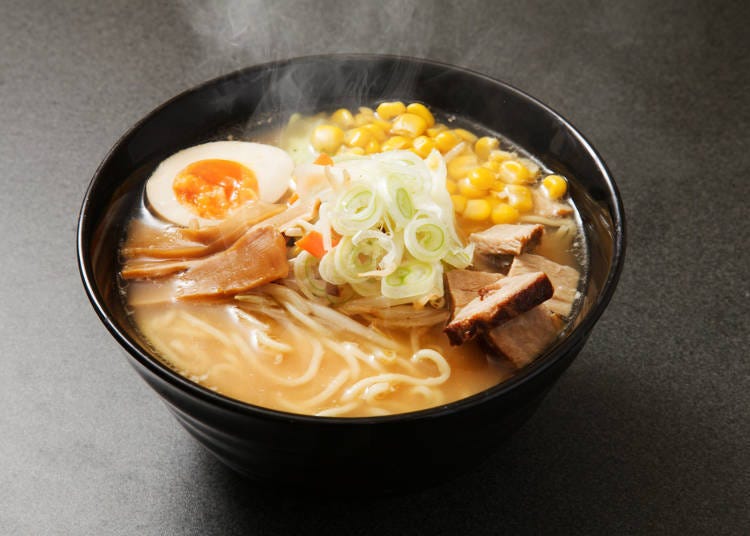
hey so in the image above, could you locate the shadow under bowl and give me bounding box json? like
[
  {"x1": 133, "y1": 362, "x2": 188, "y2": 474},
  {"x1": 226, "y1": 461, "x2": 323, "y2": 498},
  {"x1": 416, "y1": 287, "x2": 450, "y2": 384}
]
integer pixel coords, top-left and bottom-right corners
[{"x1": 77, "y1": 54, "x2": 625, "y2": 492}]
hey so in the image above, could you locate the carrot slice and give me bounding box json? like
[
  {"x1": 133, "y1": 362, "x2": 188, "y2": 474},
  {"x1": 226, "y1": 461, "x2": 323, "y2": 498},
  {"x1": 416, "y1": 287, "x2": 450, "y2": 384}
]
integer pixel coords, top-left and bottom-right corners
[
  {"x1": 296, "y1": 230, "x2": 339, "y2": 259},
  {"x1": 313, "y1": 153, "x2": 334, "y2": 166}
]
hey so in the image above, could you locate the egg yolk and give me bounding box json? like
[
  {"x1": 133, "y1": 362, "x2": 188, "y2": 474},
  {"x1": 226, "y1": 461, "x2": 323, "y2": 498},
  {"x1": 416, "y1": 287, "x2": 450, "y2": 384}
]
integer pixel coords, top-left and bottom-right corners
[{"x1": 172, "y1": 159, "x2": 259, "y2": 219}]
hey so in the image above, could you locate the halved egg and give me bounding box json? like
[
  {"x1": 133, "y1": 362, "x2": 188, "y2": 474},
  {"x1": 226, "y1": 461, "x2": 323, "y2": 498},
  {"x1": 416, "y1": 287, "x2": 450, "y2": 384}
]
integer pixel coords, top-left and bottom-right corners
[{"x1": 145, "y1": 141, "x2": 294, "y2": 227}]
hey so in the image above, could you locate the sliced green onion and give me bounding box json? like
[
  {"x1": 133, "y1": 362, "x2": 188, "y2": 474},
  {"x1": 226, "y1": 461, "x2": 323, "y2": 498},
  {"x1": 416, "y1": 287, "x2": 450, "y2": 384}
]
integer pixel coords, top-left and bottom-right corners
[
  {"x1": 331, "y1": 182, "x2": 383, "y2": 235},
  {"x1": 404, "y1": 215, "x2": 448, "y2": 262},
  {"x1": 382, "y1": 259, "x2": 439, "y2": 299}
]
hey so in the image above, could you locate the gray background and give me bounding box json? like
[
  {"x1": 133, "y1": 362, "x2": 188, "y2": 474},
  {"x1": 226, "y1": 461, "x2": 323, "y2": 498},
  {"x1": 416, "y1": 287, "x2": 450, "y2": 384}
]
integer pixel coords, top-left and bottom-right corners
[{"x1": 1, "y1": 0, "x2": 748, "y2": 534}]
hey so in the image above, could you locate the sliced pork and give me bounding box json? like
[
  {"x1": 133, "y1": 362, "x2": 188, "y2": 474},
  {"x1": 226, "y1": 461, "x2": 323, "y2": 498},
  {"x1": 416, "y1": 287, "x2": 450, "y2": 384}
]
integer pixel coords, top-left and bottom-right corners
[
  {"x1": 508, "y1": 253, "x2": 580, "y2": 317},
  {"x1": 469, "y1": 223, "x2": 544, "y2": 256},
  {"x1": 445, "y1": 269, "x2": 505, "y2": 319},
  {"x1": 443, "y1": 271, "x2": 553, "y2": 345},
  {"x1": 483, "y1": 305, "x2": 563, "y2": 368}
]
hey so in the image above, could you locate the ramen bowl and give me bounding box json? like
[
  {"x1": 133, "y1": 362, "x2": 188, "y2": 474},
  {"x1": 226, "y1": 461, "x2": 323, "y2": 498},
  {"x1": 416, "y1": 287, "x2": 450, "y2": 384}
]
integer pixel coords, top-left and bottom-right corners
[{"x1": 77, "y1": 54, "x2": 625, "y2": 491}]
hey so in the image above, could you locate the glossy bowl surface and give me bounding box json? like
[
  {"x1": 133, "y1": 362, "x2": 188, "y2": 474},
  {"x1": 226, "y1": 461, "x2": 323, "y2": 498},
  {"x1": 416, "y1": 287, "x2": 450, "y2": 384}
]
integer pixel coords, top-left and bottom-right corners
[{"x1": 78, "y1": 54, "x2": 625, "y2": 491}]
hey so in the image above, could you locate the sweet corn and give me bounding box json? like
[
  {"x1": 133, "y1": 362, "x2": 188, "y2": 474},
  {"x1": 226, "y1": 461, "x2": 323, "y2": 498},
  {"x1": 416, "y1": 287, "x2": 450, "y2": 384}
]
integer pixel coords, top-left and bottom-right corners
[
  {"x1": 364, "y1": 123, "x2": 387, "y2": 142},
  {"x1": 499, "y1": 160, "x2": 532, "y2": 184},
  {"x1": 311, "y1": 124, "x2": 345, "y2": 153},
  {"x1": 354, "y1": 112, "x2": 374, "y2": 127},
  {"x1": 330, "y1": 108, "x2": 355, "y2": 129},
  {"x1": 468, "y1": 167, "x2": 495, "y2": 189},
  {"x1": 445, "y1": 179, "x2": 458, "y2": 195},
  {"x1": 433, "y1": 130, "x2": 461, "y2": 153},
  {"x1": 381, "y1": 136, "x2": 411, "y2": 151},
  {"x1": 427, "y1": 124, "x2": 448, "y2": 137},
  {"x1": 345, "y1": 146, "x2": 366, "y2": 156},
  {"x1": 451, "y1": 194, "x2": 467, "y2": 214},
  {"x1": 458, "y1": 177, "x2": 487, "y2": 198},
  {"x1": 491, "y1": 203, "x2": 520, "y2": 224},
  {"x1": 372, "y1": 118, "x2": 393, "y2": 131},
  {"x1": 518, "y1": 157, "x2": 540, "y2": 178},
  {"x1": 542, "y1": 174, "x2": 567, "y2": 199},
  {"x1": 376, "y1": 101, "x2": 406, "y2": 121},
  {"x1": 475, "y1": 136, "x2": 499, "y2": 160},
  {"x1": 391, "y1": 113, "x2": 427, "y2": 137},
  {"x1": 483, "y1": 160, "x2": 502, "y2": 172},
  {"x1": 411, "y1": 136, "x2": 435, "y2": 158},
  {"x1": 489, "y1": 149, "x2": 514, "y2": 162},
  {"x1": 406, "y1": 102, "x2": 435, "y2": 128},
  {"x1": 505, "y1": 184, "x2": 534, "y2": 212},
  {"x1": 448, "y1": 154, "x2": 479, "y2": 180},
  {"x1": 491, "y1": 178, "x2": 507, "y2": 192},
  {"x1": 453, "y1": 128, "x2": 478, "y2": 143},
  {"x1": 344, "y1": 127, "x2": 372, "y2": 148},
  {"x1": 365, "y1": 139, "x2": 381, "y2": 154},
  {"x1": 463, "y1": 199, "x2": 492, "y2": 221}
]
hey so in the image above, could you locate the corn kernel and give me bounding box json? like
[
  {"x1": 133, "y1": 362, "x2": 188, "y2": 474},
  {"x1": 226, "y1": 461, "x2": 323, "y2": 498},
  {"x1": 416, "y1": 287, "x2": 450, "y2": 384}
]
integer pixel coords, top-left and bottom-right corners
[
  {"x1": 483, "y1": 160, "x2": 502, "y2": 172},
  {"x1": 411, "y1": 136, "x2": 436, "y2": 158},
  {"x1": 311, "y1": 124, "x2": 345, "y2": 154},
  {"x1": 489, "y1": 149, "x2": 514, "y2": 162},
  {"x1": 458, "y1": 177, "x2": 487, "y2": 198},
  {"x1": 491, "y1": 203, "x2": 520, "y2": 224},
  {"x1": 330, "y1": 108, "x2": 355, "y2": 129},
  {"x1": 468, "y1": 167, "x2": 495, "y2": 189},
  {"x1": 427, "y1": 124, "x2": 448, "y2": 137},
  {"x1": 499, "y1": 160, "x2": 532, "y2": 184},
  {"x1": 365, "y1": 139, "x2": 381, "y2": 154},
  {"x1": 463, "y1": 199, "x2": 492, "y2": 221},
  {"x1": 345, "y1": 146, "x2": 366, "y2": 156},
  {"x1": 406, "y1": 102, "x2": 435, "y2": 128},
  {"x1": 518, "y1": 157, "x2": 540, "y2": 178},
  {"x1": 491, "y1": 179, "x2": 507, "y2": 192},
  {"x1": 505, "y1": 184, "x2": 534, "y2": 212},
  {"x1": 372, "y1": 118, "x2": 392, "y2": 131},
  {"x1": 451, "y1": 194, "x2": 467, "y2": 214},
  {"x1": 475, "y1": 136, "x2": 500, "y2": 160},
  {"x1": 453, "y1": 128, "x2": 478, "y2": 143},
  {"x1": 433, "y1": 130, "x2": 461, "y2": 153},
  {"x1": 344, "y1": 127, "x2": 372, "y2": 148},
  {"x1": 448, "y1": 154, "x2": 479, "y2": 180},
  {"x1": 391, "y1": 113, "x2": 427, "y2": 137},
  {"x1": 445, "y1": 179, "x2": 457, "y2": 194},
  {"x1": 381, "y1": 136, "x2": 411, "y2": 151},
  {"x1": 542, "y1": 174, "x2": 567, "y2": 199},
  {"x1": 363, "y1": 123, "x2": 387, "y2": 142},
  {"x1": 376, "y1": 101, "x2": 406, "y2": 121}
]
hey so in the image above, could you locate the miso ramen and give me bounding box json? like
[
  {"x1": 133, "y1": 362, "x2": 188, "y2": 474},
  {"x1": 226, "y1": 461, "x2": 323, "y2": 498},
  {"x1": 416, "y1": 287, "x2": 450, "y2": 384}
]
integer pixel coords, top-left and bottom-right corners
[{"x1": 119, "y1": 102, "x2": 586, "y2": 417}]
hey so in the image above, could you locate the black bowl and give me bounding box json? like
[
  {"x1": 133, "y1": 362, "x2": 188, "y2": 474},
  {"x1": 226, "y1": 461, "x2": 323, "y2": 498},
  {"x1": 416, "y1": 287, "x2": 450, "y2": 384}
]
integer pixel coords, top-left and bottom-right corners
[{"x1": 77, "y1": 54, "x2": 625, "y2": 491}]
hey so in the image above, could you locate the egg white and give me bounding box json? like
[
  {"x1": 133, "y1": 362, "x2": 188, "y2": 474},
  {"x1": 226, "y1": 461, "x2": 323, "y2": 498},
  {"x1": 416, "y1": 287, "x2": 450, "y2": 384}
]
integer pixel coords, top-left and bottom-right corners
[{"x1": 145, "y1": 141, "x2": 293, "y2": 227}]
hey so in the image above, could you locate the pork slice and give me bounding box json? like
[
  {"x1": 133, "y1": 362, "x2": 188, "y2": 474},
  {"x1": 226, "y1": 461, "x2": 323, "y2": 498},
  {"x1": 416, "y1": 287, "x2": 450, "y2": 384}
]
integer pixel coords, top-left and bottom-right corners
[
  {"x1": 531, "y1": 188, "x2": 574, "y2": 218},
  {"x1": 469, "y1": 224, "x2": 544, "y2": 256},
  {"x1": 445, "y1": 269, "x2": 505, "y2": 319},
  {"x1": 443, "y1": 271, "x2": 553, "y2": 345},
  {"x1": 483, "y1": 304, "x2": 563, "y2": 368},
  {"x1": 508, "y1": 253, "x2": 580, "y2": 317}
]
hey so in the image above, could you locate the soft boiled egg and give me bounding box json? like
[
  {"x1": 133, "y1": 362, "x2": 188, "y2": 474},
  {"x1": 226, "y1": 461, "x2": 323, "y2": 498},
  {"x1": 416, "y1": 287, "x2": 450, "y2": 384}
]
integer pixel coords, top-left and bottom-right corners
[{"x1": 145, "y1": 141, "x2": 294, "y2": 227}]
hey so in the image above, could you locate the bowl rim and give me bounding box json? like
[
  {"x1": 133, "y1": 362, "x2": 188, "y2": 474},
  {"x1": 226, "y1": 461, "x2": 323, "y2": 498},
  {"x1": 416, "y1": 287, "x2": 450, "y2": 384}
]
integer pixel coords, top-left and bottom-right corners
[{"x1": 77, "y1": 53, "x2": 626, "y2": 425}]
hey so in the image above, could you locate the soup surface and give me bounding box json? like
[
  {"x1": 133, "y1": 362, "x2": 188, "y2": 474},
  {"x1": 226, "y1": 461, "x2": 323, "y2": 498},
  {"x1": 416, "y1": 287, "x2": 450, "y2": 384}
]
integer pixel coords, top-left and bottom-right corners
[{"x1": 120, "y1": 102, "x2": 586, "y2": 417}]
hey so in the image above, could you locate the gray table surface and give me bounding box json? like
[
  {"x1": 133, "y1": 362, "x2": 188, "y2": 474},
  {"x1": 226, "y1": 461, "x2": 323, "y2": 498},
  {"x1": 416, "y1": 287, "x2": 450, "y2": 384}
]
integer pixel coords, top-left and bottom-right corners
[{"x1": 2, "y1": 0, "x2": 748, "y2": 534}]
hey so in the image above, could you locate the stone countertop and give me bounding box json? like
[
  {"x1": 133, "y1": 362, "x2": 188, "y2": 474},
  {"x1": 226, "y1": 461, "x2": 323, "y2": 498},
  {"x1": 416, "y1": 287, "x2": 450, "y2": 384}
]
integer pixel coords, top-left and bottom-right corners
[{"x1": 1, "y1": 1, "x2": 748, "y2": 534}]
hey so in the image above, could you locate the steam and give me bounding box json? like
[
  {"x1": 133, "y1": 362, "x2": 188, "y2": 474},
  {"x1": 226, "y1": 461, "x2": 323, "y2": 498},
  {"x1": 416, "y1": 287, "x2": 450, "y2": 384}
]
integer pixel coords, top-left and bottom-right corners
[{"x1": 178, "y1": 0, "x2": 439, "y2": 75}]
